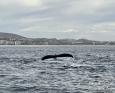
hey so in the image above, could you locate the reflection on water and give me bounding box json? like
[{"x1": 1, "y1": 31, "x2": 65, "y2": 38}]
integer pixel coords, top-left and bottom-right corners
[{"x1": 0, "y1": 45, "x2": 115, "y2": 93}]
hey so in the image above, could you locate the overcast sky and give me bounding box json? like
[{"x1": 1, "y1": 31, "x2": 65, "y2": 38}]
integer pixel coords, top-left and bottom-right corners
[{"x1": 0, "y1": 0, "x2": 115, "y2": 40}]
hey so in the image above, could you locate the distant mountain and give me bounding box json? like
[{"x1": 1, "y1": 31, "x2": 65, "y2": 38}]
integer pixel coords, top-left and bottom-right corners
[
  {"x1": 77, "y1": 39, "x2": 92, "y2": 42},
  {"x1": 0, "y1": 32, "x2": 26, "y2": 40},
  {"x1": 0, "y1": 32, "x2": 114, "y2": 45}
]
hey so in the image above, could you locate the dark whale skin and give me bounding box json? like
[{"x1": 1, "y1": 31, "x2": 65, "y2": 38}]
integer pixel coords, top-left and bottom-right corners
[{"x1": 41, "y1": 53, "x2": 73, "y2": 60}]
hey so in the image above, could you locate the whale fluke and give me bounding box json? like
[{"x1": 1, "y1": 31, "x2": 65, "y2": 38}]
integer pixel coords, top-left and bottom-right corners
[
  {"x1": 41, "y1": 53, "x2": 73, "y2": 60},
  {"x1": 57, "y1": 53, "x2": 73, "y2": 58},
  {"x1": 41, "y1": 55, "x2": 57, "y2": 60}
]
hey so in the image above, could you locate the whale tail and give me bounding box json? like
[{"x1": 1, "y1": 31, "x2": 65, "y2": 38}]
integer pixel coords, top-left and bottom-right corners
[
  {"x1": 57, "y1": 53, "x2": 73, "y2": 58},
  {"x1": 41, "y1": 53, "x2": 73, "y2": 60},
  {"x1": 41, "y1": 55, "x2": 57, "y2": 60}
]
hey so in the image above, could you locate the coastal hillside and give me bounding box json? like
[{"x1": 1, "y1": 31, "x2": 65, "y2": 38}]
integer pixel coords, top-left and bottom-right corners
[
  {"x1": 0, "y1": 32, "x2": 26, "y2": 40},
  {"x1": 0, "y1": 32, "x2": 114, "y2": 45}
]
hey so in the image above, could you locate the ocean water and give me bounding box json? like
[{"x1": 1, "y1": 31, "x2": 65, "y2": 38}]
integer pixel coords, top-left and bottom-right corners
[{"x1": 0, "y1": 45, "x2": 115, "y2": 93}]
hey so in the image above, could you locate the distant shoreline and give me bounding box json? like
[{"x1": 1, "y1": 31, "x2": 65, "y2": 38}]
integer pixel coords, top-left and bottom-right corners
[
  {"x1": 0, "y1": 32, "x2": 115, "y2": 45},
  {"x1": 0, "y1": 45, "x2": 114, "y2": 46}
]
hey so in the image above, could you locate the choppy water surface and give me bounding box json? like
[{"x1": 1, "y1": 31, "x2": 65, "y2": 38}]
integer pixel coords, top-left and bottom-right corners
[{"x1": 0, "y1": 45, "x2": 115, "y2": 93}]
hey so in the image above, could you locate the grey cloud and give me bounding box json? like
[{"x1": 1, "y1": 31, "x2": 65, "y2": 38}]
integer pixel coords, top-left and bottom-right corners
[{"x1": 0, "y1": 0, "x2": 115, "y2": 40}]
